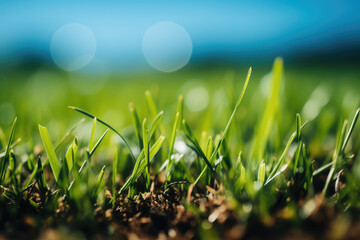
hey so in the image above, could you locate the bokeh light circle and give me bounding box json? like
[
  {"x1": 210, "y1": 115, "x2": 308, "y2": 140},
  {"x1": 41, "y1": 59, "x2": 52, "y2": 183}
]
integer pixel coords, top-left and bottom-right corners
[
  {"x1": 50, "y1": 23, "x2": 96, "y2": 71},
  {"x1": 142, "y1": 21, "x2": 192, "y2": 72},
  {"x1": 185, "y1": 87, "x2": 209, "y2": 112}
]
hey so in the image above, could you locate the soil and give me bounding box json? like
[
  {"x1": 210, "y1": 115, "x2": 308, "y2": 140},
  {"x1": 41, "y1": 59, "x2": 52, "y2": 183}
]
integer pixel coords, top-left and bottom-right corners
[{"x1": 1, "y1": 180, "x2": 360, "y2": 240}]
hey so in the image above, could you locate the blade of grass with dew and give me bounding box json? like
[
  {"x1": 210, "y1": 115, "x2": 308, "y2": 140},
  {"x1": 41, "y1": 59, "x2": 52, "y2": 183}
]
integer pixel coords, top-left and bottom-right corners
[
  {"x1": 193, "y1": 67, "x2": 252, "y2": 186},
  {"x1": 38, "y1": 124, "x2": 60, "y2": 182},
  {"x1": 68, "y1": 106, "x2": 136, "y2": 163}
]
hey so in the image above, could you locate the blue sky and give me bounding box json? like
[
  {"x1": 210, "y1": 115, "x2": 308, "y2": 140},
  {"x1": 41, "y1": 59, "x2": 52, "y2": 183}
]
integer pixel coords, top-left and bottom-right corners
[{"x1": 1, "y1": 0, "x2": 359, "y2": 71}]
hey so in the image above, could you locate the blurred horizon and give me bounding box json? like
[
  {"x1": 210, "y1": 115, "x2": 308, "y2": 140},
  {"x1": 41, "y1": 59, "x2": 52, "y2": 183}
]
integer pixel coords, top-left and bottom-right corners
[{"x1": 1, "y1": 0, "x2": 360, "y2": 74}]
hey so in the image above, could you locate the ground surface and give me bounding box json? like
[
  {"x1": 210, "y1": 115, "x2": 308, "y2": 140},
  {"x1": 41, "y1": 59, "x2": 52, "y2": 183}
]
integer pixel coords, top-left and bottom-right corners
[{"x1": 1, "y1": 64, "x2": 360, "y2": 239}]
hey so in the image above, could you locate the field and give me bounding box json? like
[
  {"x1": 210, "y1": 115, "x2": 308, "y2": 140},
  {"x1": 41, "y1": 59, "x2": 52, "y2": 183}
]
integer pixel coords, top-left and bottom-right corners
[{"x1": 1, "y1": 58, "x2": 360, "y2": 239}]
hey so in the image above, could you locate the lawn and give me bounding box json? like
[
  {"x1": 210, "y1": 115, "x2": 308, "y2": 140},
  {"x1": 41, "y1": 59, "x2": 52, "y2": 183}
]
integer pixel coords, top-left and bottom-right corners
[{"x1": 1, "y1": 58, "x2": 360, "y2": 239}]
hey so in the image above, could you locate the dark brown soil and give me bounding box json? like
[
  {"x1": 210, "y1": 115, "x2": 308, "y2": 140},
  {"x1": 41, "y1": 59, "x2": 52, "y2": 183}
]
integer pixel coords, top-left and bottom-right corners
[{"x1": 1, "y1": 183, "x2": 360, "y2": 240}]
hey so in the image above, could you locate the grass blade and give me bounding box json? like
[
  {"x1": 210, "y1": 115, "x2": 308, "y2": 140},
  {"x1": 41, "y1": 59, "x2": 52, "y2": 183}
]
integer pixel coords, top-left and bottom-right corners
[
  {"x1": 149, "y1": 111, "x2": 164, "y2": 138},
  {"x1": 129, "y1": 103, "x2": 143, "y2": 149},
  {"x1": 89, "y1": 117, "x2": 97, "y2": 152},
  {"x1": 142, "y1": 118, "x2": 150, "y2": 189},
  {"x1": 252, "y1": 58, "x2": 283, "y2": 160},
  {"x1": 38, "y1": 124, "x2": 60, "y2": 182},
  {"x1": 94, "y1": 165, "x2": 105, "y2": 199},
  {"x1": 258, "y1": 161, "x2": 266, "y2": 185},
  {"x1": 164, "y1": 112, "x2": 180, "y2": 187},
  {"x1": 0, "y1": 117, "x2": 17, "y2": 183},
  {"x1": 69, "y1": 106, "x2": 136, "y2": 163},
  {"x1": 193, "y1": 67, "x2": 252, "y2": 186},
  {"x1": 112, "y1": 147, "x2": 118, "y2": 208},
  {"x1": 145, "y1": 90, "x2": 158, "y2": 119},
  {"x1": 183, "y1": 120, "x2": 214, "y2": 174},
  {"x1": 23, "y1": 162, "x2": 38, "y2": 190},
  {"x1": 118, "y1": 135, "x2": 165, "y2": 196},
  {"x1": 54, "y1": 118, "x2": 84, "y2": 152},
  {"x1": 323, "y1": 109, "x2": 359, "y2": 195},
  {"x1": 89, "y1": 129, "x2": 109, "y2": 158},
  {"x1": 176, "y1": 95, "x2": 184, "y2": 126},
  {"x1": 341, "y1": 108, "x2": 359, "y2": 153},
  {"x1": 65, "y1": 137, "x2": 78, "y2": 173},
  {"x1": 265, "y1": 121, "x2": 308, "y2": 185}
]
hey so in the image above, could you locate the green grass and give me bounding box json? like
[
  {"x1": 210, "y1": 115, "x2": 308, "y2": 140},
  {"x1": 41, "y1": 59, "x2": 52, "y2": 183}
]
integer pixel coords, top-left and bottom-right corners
[{"x1": 1, "y1": 59, "x2": 360, "y2": 237}]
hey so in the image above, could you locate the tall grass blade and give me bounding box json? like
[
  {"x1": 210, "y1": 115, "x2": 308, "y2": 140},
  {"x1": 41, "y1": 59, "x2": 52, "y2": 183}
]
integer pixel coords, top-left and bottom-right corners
[
  {"x1": 193, "y1": 67, "x2": 252, "y2": 186},
  {"x1": 252, "y1": 58, "x2": 283, "y2": 160}
]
